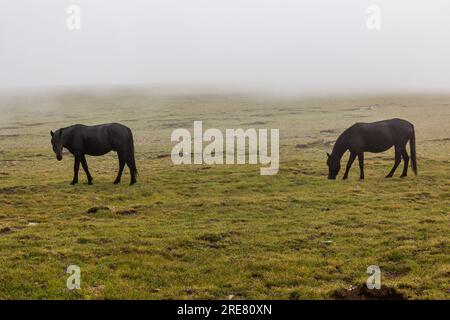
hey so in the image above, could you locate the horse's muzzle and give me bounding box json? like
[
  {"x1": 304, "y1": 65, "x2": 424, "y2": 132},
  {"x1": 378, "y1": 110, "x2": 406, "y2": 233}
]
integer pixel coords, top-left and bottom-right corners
[{"x1": 56, "y1": 155, "x2": 62, "y2": 161}]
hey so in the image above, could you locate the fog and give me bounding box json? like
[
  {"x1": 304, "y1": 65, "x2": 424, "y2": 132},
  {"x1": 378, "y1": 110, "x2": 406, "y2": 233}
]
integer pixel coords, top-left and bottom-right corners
[{"x1": 1, "y1": 0, "x2": 450, "y2": 95}]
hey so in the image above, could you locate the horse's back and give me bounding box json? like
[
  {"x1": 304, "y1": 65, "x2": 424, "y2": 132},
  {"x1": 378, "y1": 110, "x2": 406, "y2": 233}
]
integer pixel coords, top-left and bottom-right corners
[
  {"x1": 77, "y1": 122, "x2": 129, "y2": 132},
  {"x1": 78, "y1": 123, "x2": 131, "y2": 137},
  {"x1": 69, "y1": 123, "x2": 133, "y2": 155},
  {"x1": 349, "y1": 118, "x2": 413, "y2": 152},
  {"x1": 353, "y1": 118, "x2": 413, "y2": 134},
  {"x1": 105, "y1": 122, "x2": 131, "y2": 131}
]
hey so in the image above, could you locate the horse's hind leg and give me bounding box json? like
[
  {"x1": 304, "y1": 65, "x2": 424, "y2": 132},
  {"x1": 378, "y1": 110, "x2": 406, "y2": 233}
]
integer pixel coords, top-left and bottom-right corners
[
  {"x1": 386, "y1": 146, "x2": 401, "y2": 178},
  {"x1": 343, "y1": 152, "x2": 356, "y2": 180},
  {"x1": 126, "y1": 158, "x2": 137, "y2": 185},
  {"x1": 80, "y1": 155, "x2": 93, "y2": 185},
  {"x1": 400, "y1": 149, "x2": 409, "y2": 177},
  {"x1": 114, "y1": 152, "x2": 126, "y2": 184},
  {"x1": 125, "y1": 150, "x2": 137, "y2": 186}
]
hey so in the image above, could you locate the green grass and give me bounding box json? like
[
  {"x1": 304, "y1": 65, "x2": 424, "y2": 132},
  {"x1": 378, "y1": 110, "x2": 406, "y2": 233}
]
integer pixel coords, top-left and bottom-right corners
[{"x1": 0, "y1": 90, "x2": 449, "y2": 299}]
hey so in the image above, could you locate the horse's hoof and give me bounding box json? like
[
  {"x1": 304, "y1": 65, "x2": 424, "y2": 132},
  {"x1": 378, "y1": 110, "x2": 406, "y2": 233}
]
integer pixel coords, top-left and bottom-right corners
[
  {"x1": 113, "y1": 181, "x2": 120, "y2": 184},
  {"x1": 385, "y1": 175, "x2": 393, "y2": 178},
  {"x1": 400, "y1": 175, "x2": 407, "y2": 178},
  {"x1": 70, "y1": 181, "x2": 78, "y2": 185},
  {"x1": 130, "y1": 181, "x2": 136, "y2": 186},
  {"x1": 342, "y1": 176, "x2": 348, "y2": 180},
  {"x1": 88, "y1": 181, "x2": 93, "y2": 185}
]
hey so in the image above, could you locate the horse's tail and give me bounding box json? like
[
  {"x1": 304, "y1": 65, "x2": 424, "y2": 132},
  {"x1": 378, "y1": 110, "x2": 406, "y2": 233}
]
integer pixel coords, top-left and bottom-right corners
[
  {"x1": 127, "y1": 129, "x2": 138, "y2": 177},
  {"x1": 410, "y1": 125, "x2": 417, "y2": 175}
]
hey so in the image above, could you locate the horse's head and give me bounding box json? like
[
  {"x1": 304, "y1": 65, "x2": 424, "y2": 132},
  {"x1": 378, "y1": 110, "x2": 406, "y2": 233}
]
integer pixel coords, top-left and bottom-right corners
[
  {"x1": 50, "y1": 129, "x2": 64, "y2": 161},
  {"x1": 326, "y1": 152, "x2": 340, "y2": 179}
]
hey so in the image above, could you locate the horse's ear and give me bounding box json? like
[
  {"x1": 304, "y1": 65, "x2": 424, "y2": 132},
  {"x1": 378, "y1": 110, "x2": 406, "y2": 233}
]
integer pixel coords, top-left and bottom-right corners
[
  {"x1": 327, "y1": 152, "x2": 330, "y2": 158},
  {"x1": 50, "y1": 130, "x2": 54, "y2": 137}
]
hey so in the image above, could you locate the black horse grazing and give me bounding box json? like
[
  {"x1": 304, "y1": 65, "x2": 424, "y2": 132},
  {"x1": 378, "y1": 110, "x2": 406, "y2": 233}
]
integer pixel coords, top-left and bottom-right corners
[
  {"x1": 50, "y1": 123, "x2": 137, "y2": 185},
  {"x1": 326, "y1": 118, "x2": 417, "y2": 180}
]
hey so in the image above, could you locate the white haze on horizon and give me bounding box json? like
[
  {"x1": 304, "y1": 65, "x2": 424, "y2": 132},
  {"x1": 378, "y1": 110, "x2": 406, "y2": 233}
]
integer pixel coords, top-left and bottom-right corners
[{"x1": 1, "y1": 0, "x2": 450, "y2": 95}]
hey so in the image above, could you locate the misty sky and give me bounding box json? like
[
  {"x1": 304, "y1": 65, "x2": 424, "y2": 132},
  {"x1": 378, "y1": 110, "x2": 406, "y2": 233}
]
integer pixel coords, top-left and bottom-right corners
[{"x1": 1, "y1": 0, "x2": 450, "y2": 94}]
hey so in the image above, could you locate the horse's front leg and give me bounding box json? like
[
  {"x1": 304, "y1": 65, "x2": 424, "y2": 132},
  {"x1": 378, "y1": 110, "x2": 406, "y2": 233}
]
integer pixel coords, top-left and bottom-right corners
[
  {"x1": 358, "y1": 153, "x2": 364, "y2": 179},
  {"x1": 343, "y1": 152, "x2": 356, "y2": 180},
  {"x1": 80, "y1": 155, "x2": 93, "y2": 184},
  {"x1": 71, "y1": 156, "x2": 80, "y2": 185}
]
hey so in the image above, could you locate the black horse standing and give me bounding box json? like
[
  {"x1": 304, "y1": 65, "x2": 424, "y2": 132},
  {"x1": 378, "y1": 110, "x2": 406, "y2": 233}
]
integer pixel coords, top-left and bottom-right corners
[
  {"x1": 50, "y1": 123, "x2": 137, "y2": 185},
  {"x1": 327, "y1": 118, "x2": 417, "y2": 180}
]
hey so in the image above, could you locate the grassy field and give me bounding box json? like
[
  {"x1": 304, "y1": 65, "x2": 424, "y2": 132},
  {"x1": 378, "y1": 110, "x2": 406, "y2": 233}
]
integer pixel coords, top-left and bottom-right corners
[{"x1": 0, "y1": 89, "x2": 449, "y2": 299}]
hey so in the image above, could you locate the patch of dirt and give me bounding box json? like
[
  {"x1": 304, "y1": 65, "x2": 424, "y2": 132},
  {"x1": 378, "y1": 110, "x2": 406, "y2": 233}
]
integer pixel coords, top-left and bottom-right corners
[
  {"x1": 184, "y1": 288, "x2": 198, "y2": 295},
  {"x1": 19, "y1": 122, "x2": 47, "y2": 127},
  {"x1": 331, "y1": 284, "x2": 407, "y2": 300},
  {"x1": 197, "y1": 233, "x2": 224, "y2": 243},
  {"x1": 156, "y1": 153, "x2": 171, "y2": 159},
  {"x1": 161, "y1": 122, "x2": 192, "y2": 129},
  {"x1": 0, "y1": 227, "x2": 12, "y2": 234},
  {"x1": 86, "y1": 206, "x2": 111, "y2": 214},
  {"x1": 320, "y1": 129, "x2": 337, "y2": 135},
  {"x1": 0, "y1": 186, "x2": 24, "y2": 195},
  {"x1": 195, "y1": 232, "x2": 233, "y2": 249},
  {"x1": 343, "y1": 105, "x2": 379, "y2": 112},
  {"x1": 359, "y1": 105, "x2": 379, "y2": 111},
  {"x1": 116, "y1": 209, "x2": 138, "y2": 216},
  {"x1": 342, "y1": 107, "x2": 361, "y2": 112},
  {"x1": 241, "y1": 121, "x2": 271, "y2": 125},
  {"x1": 192, "y1": 202, "x2": 204, "y2": 207},
  {"x1": 296, "y1": 140, "x2": 334, "y2": 149}
]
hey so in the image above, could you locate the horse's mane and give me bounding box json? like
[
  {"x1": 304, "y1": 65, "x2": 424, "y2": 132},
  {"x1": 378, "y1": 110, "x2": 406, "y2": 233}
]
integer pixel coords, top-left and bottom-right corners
[{"x1": 332, "y1": 127, "x2": 351, "y2": 155}]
